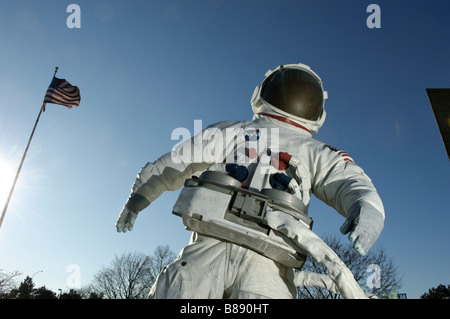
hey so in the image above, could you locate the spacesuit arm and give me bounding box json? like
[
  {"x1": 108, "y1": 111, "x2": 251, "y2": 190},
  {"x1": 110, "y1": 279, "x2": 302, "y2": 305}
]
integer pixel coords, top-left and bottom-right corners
[
  {"x1": 311, "y1": 147, "x2": 385, "y2": 256},
  {"x1": 116, "y1": 123, "x2": 236, "y2": 232},
  {"x1": 119, "y1": 144, "x2": 212, "y2": 214},
  {"x1": 116, "y1": 154, "x2": 212, "y2": 233}
]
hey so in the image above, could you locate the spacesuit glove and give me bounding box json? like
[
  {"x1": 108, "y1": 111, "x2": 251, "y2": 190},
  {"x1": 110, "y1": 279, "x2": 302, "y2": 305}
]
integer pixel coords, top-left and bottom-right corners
[
  {"x1": 340, "y1": 205, "x2": 384, "y2": 256},
  {"x1": 116, "y1": 206, "x2": 138, "y2": 233}
]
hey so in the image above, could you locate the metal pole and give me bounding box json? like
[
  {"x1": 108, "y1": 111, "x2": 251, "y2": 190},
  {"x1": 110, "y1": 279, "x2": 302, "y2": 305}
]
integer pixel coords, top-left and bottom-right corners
[
  {"x1": 0, "y1": 67, "x2": 58, "y2": 230},
  {"x1": 0, "y1": 104, "x2": 44, "y2": 230}
]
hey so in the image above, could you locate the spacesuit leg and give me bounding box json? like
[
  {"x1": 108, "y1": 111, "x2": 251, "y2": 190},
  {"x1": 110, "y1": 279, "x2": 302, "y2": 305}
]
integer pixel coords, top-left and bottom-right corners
[
  {"x1": 225, "y1": 247, "x2": 297, "y2": 299},
  {"x1": 148, "y1": 231, "x2": 297, "y2": 299},
  {"x1": 148, "y1": 233, "x2": 227, "y2": 299}
]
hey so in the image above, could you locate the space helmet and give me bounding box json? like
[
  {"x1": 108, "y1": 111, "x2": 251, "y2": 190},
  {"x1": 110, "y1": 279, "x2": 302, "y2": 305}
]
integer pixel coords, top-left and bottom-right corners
[{"x1": 251, "y1": 63, "x2": 328, "y2": 135}]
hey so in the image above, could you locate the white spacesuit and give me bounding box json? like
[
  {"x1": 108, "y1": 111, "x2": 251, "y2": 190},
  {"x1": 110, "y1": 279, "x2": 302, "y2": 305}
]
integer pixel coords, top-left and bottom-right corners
[{"x1": 116, "y1": 63, "x2": 385, "y2": 299}]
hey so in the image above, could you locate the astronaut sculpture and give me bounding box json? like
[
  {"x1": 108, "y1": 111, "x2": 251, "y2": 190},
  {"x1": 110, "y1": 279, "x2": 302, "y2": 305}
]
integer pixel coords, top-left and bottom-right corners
[{"x1": 116, "y1": 63, "x2": 385, "y2": 299}]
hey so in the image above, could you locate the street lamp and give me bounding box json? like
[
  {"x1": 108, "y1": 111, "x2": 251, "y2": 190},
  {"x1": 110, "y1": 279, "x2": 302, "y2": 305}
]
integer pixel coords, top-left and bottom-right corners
[{"x1": 31, "y1": 270, "x2": 43, "y2": 279}]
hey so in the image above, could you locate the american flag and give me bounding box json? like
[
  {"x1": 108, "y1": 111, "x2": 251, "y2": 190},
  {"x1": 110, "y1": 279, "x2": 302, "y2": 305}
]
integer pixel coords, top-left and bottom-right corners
[
  {"x1": 338, "y1": 150, "x2": 354, "y2": 163},
  {"x1": 43, "y1": 77, "x2": 80, "y2": 111},
  {"x1": 325, "y1": 144, "x2": 355, "y2": 163}
]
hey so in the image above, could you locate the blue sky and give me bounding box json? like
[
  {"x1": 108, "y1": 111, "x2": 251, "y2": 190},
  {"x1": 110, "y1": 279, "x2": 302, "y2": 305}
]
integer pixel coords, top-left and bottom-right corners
[{"x1": 0, "y1": 0, "x2": 449, "y2": 299}]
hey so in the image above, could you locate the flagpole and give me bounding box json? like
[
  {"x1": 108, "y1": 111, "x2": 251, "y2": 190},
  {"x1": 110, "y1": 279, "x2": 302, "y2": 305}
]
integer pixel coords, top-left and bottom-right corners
[{"x1": 0, "y1": 67, "x2": 58, "y2": 230}]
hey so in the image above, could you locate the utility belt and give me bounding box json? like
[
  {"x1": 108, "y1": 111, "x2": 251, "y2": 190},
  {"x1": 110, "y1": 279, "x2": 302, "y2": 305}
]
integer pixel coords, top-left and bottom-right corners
[{"x1": 172, "y1": 170, "x2": 313, "y2": 269}]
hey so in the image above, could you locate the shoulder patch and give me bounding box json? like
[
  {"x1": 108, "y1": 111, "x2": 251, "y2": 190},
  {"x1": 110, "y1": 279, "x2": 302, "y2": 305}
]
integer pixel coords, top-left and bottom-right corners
[{"x1": 324, "y1": 144, "x2": 355, "y2": 163}]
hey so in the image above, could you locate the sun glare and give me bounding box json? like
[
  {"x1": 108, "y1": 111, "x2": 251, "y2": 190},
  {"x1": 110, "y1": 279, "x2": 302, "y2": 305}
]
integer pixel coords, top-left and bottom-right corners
[{"x1": 0, "y1": 161, "x2": 16, "y2": 206}]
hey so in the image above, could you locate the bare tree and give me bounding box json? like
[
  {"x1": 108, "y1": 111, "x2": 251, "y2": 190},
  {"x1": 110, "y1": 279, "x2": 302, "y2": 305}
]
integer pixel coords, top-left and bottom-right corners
[
  {"x1": 0, "y1": 269, "x2": 21, "y2": 298},
  {"x1": 296, "y1": 235, "x2": 402, "y2": 299},
  {"x1": 90, "y1": 246, "x2": 176, "y2": 299},
  {"x1": 91, "y1": 252, "x2": 153, "y2": 299},
  {"x1": 149, "y1": 245, "x2": 177, "y2": 281}
]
